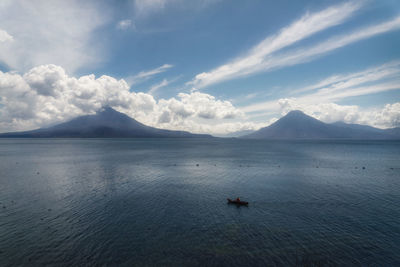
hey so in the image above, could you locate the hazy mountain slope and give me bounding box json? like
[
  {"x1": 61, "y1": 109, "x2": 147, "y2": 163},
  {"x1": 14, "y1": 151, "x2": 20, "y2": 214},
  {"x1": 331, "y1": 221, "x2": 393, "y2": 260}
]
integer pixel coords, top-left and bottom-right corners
[
  {"x1": 242, "y1": 110, "x2": 398, "y2": 139},
  {"x1": 0, "y1": 107, "x2": 212, "y2": 138}
]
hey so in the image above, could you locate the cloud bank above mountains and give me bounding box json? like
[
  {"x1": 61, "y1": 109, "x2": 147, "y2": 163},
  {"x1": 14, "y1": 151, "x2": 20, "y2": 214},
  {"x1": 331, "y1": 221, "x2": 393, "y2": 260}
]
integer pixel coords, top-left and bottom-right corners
[
  {"x1": 276, "y1": 99, "x2": 400, "y2": 129},
  {"x1": 0, "y1": 64, "x2": 399, "y2": 135},
  {"x1": 0, "y1": 1, "x2": 399, "y2": 135},
  {"x1": 0, "y1": 64, "x2": 253, "y2": 135}
]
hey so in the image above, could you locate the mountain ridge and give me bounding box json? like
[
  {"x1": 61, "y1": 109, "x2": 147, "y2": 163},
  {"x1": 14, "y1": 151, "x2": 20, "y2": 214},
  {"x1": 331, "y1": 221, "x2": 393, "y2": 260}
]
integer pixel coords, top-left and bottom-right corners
[
  {"x1": 0, "y1": 107, "x2": 212, "y2": 138},
  {"x1": 242, "y1": 110, "x2": 400, "y2": 139},
  {"x1": 1, "y1": 109, "x2": 399, "y2": 139}
]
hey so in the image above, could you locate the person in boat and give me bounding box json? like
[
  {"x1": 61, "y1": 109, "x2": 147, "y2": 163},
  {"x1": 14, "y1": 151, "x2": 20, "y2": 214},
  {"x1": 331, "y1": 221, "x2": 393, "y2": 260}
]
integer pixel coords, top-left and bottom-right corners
[{"x1": 236, "y1": 197, "x2": 240, "y2": 202}]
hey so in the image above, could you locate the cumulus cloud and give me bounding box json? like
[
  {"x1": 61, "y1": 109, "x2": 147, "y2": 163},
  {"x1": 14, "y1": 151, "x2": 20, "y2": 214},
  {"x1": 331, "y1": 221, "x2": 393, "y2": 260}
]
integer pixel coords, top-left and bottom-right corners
[
  {"x1": 376, "y1": 103, "x2": 400, "y2": 128},
  {"x1": 0, "y1": 0, "x2": 109, "y2": 72},
  {"x1": 237, "y1": 59, "x2": 400, "y2": 130},
  {"x1": 0, "y1": 64, "x2": 248, "y2": 135},
  {"x1": 242, "y1": 60, "x2": 400, "y2": 114},
  {"x1": 163, "y1": 92, "x2": 243, "y2": 120},
  {"x1": 23, "y1": 65, "x2": 67, "y2": 97},
  {"x1": 0, "y1": 64, "x2": 398, "y2": 135},
  {"x1": 276, "y1": 98, "x2": 400, "y2": 129},
  {"x1": 277, "y1": 98, "x2": 361, "y2": 123}
]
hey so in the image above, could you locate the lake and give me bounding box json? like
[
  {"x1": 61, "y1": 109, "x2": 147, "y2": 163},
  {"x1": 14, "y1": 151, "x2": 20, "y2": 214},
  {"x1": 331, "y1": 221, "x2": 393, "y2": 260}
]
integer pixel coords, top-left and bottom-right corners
[{"x1": 0, "y1": 138, "x2": 399, "y2": 266}]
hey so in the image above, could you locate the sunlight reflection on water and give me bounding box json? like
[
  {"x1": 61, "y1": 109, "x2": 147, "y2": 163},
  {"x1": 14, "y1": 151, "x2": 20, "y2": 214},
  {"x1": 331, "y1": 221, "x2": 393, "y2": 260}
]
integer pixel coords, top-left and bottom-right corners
[{"x1": 0, "y1": 138, "x2": 399, "y2": 266}]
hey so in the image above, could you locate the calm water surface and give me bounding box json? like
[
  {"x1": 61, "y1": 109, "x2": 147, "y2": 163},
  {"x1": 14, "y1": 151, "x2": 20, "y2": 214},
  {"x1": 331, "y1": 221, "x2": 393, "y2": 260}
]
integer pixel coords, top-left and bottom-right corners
[{"x1": 0, "y1": 138, "x2": 399, "y2": 266}]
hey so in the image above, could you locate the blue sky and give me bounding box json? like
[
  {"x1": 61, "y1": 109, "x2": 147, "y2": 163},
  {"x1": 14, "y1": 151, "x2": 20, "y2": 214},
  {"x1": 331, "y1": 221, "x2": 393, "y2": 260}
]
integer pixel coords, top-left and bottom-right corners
[{"x1": 0, "y1": 0, "x2": 399, "y2": 135}]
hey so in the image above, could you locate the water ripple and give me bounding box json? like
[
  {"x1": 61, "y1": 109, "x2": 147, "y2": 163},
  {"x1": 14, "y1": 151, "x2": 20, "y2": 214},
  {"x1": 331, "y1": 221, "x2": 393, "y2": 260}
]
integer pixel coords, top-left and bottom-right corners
[{"x1": 0, "y1": 139, "x2": 399, "y2": 266}]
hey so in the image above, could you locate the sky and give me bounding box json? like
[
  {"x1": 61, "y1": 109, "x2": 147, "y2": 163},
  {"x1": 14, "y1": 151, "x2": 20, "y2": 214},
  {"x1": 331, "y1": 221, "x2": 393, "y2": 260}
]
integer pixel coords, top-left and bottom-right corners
[{"x1": 0, "y1": 0, "x2": 399, "y2": 135}]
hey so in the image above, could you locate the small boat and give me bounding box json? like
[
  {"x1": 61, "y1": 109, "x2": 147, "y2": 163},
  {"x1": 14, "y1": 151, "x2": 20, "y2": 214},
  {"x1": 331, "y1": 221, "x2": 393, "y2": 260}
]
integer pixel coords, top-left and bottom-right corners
[{"x1": 227, "y1": 198, "x2": 248, "y2": 205}]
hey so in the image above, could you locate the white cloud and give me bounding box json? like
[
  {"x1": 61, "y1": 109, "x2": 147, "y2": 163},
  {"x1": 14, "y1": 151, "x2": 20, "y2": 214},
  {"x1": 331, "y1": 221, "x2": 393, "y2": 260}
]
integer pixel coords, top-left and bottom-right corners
[
  {"x1": 134, "y1": 0, "x2": 168, "y2": 17},
  {"x1": 292, "y1": 60, "x2": 400, "y2": 95},
  {"x1": 23, "y1": 64, "x2": 67, "y2": 97},
  {"x1": 189, "y1": 1, "x2": 362, "y2": 88},
  {"x1": 126, "y1": 64, "x2": 174, "y2": 85},
  {"x1": 237, "y1": 59, "x2": 400, "y2": 130},
  {"x1": 117, "y1": 19, "x2": 133, "y2": 30},
  {"x1": 371, "y1": 103, "x2": 400, "y2": 128},
  {"x1": 133, "y1": 0, "x2": 221, "y2": 18},
  {"x1": 148, "y1": 78, "x2": 170, "y2": 95},
  {"x1": 168, "y1": 92, "x2": 243, "y2": 119},
  {"x1": 244, "y1": 99, "x2": 400, "y2": 131},
  {"x1": 148, "y1": 76, "x2": 180, "y2": 95},
  {"x1": 309, "y1": 80, "x2": 400, "y2": 102},
  {"x1": 0, "y1": 64, "x2": 249, "y2": 135},
  {"x1": 0, "y1": 64, "x2": 398, "y2": 135},
  {"x1": 277, "y1": 99, "x2": 362, "y2": 123},
  {"x1": 242, "y1": 61, "x2": 400, "y2": 114},
  {"x1": 0, "y1": 0, "x2": 109, "y2": 72},
  {"x1": 190, "y1": 4, "x2": 400, "y2": 91},
  {"x1": 275, "y1": 98, "x2": 400, "y2": 129},
  {"x1": 254, "y1": 16, "x2": 400, "y2": 75},
  {"x1": 0, "y1": 28, "x2": 13, "y2": 42}
]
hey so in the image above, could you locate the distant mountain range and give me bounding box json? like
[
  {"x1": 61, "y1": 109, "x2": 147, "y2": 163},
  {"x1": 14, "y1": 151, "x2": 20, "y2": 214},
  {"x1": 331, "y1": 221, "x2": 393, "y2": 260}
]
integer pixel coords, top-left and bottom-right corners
[
  {"x1": 242, "y1": 110, "x2": 400, "y2": 139},
  {"x1": 0, "y1": 107, "x2": 211, "y2": 138},
  {"x1": 1, "y1": 108, "x2": 399, "y2": 139}
]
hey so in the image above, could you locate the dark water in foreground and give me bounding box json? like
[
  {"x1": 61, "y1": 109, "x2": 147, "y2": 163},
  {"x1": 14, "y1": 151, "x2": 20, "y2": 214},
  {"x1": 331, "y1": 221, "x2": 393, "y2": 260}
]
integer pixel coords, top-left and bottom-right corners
[{"x1": 0, "y1": 138, "x2": 399, "y2": 266}]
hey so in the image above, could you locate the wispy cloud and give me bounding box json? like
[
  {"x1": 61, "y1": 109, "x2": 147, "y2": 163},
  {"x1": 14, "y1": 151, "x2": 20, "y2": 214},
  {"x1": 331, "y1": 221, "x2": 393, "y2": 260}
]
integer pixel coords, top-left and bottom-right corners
[
  {"x1": 148, "y1": 75, "x2": 182, "y2": 95},
  {"x1": 126, "y1": 64, "x2": 173, "y2": 85},
  {"x1": 0, "y1": 0, "x2": 109, "y2": 72},
  {"x1": 292, "y1": 60, "x2": 400, "y2": 95},
  {"x1": 117, "y1": 19, "x2": 134, "y2": 30},
  {"x1": 309, "y1": 80, "x2": 400, "y2": 102},
  {"x1": 133, "y1": 0, "x2": 221, "y2": 19},
  {"x1": 241, "y1": 61, "x2": 400, "y2": 114},
  {"x1": 0, "y1": 28, "x2": 13, "y2": 42},
  {"x1": 255, "y1": 16, "x2": 400, "y2": 75},
  {"x1": 189, "y1": 1, "x2": 362, "y2": 88},
  {"x1": 134, "y1": 0, "x2": 168, "y2": 17},
  {"x1": 149, "y1": 79, "x2": 169, "y2": 95}
]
